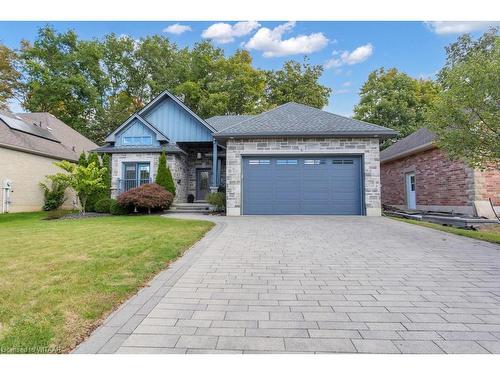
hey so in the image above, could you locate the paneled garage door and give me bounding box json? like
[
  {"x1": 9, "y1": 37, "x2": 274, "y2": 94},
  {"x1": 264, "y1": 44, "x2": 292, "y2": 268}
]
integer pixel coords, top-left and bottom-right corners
[{"x1": 242, "y1": 155, "x2": 363, "y2": 215}]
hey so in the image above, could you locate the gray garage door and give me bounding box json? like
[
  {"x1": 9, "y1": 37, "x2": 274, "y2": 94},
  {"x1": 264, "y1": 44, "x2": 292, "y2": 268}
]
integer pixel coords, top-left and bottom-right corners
[{"x1": 242, "y1": 155, "x2": 363, "y2": 215}]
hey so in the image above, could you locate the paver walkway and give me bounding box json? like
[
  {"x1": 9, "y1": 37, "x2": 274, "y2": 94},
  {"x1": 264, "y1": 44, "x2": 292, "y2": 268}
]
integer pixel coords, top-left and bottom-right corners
[{"x1": 75, "y1": 214, "x2": 500, "y2": 354}]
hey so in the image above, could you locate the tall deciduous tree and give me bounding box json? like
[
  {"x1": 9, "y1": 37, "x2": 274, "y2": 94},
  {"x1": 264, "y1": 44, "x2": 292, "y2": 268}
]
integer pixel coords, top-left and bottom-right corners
[
  {"x1": 265, "y1": 58, "x2": 331, "y2": 109},
  {"x1": 18, "y1": 27, "x2": 332, "y2": 144},
  {"x1": 426, "y1": 28, "x2": 500, "y2": 169},
  {"x1": 19, "y1": 27, "x2": 104, "y2": 139},
  {"x1": 353, "y1": 67, "x2": 440, "y2": 148},
  {"x1": 0, "y1": 44, "x2": 21, "y2": 110}
]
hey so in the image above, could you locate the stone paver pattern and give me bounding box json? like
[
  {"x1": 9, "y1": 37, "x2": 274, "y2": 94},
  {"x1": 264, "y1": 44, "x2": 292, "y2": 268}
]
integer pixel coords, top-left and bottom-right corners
[{"x1": 74, "y1": 214, "x2": 500, "y2": 354}]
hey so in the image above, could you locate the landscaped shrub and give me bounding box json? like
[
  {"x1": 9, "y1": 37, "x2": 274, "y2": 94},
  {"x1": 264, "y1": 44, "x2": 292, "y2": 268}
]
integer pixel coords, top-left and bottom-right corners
[
  {"x1": 117, "y1": 183, "x2": 174, "y2": 214},
  {"x1": 206, "y1": 192, "x2": 226, "y2": 212},
  {"x1": 94, "y1": 198, "x2": 112, "y2": 213},
  {"x1": 109, "y1": 199, "x2": 128, "y2": 215},
  {"x1": 39, "y1": 179, "x2": 67, "y2": 211},
  {"x1": 155, "y1": 151, "x2": 176, "y2": 196}
]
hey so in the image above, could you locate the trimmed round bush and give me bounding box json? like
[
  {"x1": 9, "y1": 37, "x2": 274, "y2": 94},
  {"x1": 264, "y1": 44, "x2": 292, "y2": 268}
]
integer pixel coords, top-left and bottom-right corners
[
  {"x1": 109, "y1": 199, "x2": 128, "y2": 215},
  {"x1": 94, "y1": 198, "x2": 112, "y2": 213},
  {"x1": 117, "y1": 183, "x2": 174, "y2": 214}
]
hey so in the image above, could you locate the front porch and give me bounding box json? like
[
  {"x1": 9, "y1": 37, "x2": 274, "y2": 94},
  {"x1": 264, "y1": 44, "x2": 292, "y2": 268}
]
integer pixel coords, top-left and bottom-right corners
[{"x1": 110, "y1": 141, "x2": 225, "y2": 203}]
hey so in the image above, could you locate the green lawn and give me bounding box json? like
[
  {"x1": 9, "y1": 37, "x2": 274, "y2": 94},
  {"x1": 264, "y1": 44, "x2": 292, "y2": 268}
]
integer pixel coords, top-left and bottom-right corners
[
  {"x1": 389, "y1": 217, "x2": 500, "y2": 244},
  {"x1": 0, "y1": 211, "x2": 214, "y2": 353}
]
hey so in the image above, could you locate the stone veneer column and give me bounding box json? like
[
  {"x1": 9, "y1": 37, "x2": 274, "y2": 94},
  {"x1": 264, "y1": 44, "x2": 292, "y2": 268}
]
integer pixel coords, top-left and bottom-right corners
[{"x1": 225, "y1": 137, "x2": 381, "y2": 216}]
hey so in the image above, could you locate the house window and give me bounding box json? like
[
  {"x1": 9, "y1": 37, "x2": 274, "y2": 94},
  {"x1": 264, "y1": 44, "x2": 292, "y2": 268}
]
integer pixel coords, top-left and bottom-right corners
[
  {"x1": 276, "y1": 159, "x2": 298, "y2": 165},
  {"x1": 249, "y1": 159, "x2": 270, "y2": 165},
  {"x1": 121, "y1": 162, "x2": 150, "y2": 192},
  {"x1": 122, "y1": 136, "x2": 152, "y2": 146},
  {"x1": 304, "y1": 159, "x2": 326, "y2": 165}
]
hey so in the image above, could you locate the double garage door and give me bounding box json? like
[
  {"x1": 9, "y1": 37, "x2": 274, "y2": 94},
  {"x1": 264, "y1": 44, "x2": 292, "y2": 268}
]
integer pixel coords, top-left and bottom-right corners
[{"x1": 242, "y1": 155, "x2": 363, "y2": 215}]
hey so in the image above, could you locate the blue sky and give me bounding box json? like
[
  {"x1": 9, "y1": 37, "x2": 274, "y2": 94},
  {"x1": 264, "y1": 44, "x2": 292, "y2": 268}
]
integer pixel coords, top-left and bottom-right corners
[{"x1": 0, "y1": 21, "x2": 496, "y2": 116}]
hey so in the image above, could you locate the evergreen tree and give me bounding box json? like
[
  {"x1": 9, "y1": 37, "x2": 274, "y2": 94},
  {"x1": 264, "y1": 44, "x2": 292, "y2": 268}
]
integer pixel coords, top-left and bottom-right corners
[
  {"x1": 78, "y1": 151, "x2": 88, "y2": 166},
  {"x1": 155, "y1": 151, "x2": 176, "y2": 196},
  {"x1": 87, "y1": 152, "x2": 101, "y2": 168},
  {"x1": 101, "y1": 153, "x2": 111, "y2": 192}
]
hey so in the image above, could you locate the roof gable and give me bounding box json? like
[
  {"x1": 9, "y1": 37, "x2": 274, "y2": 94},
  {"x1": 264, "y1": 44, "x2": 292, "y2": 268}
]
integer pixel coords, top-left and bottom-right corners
[
  {"x1": 104, "y1": 90, "x2": 217, "y2": 144},
  {"x1": 214, "y1": 102, "x2": 397, "y2": 138},
  {"x1": 142, "y1": 95, "x2": 214, "y2": 142},
  {"x1": 104, "y1": 114, "x2": 168, "y2": 143},
  {"x1": 139, "y1": 90, "x2": 217, "y2": 134}
]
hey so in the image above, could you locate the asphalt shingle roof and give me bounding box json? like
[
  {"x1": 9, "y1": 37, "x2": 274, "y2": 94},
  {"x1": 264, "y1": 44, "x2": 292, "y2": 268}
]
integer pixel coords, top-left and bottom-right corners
[
  {"x1": 0, "y1": 111, "x2": 97, "y2": 161},
  {"x1": 213, "y1": 102, "x2": 397, "y2": 138},
  {"x1": 205, "y1": 115, "x2": 255, "y2": 132},
  {"x1": 380, "y1": 128, "x2": 436, "y2": 162}
]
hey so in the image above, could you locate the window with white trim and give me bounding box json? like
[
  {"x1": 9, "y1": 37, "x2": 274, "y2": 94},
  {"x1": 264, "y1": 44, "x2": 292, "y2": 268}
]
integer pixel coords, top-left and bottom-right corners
[
  {"x1": 249, "y1": 159, "x2": 270, "y2": 165},
  {"x1": 122, "y1": 136, "x2": 152, "y2": 146},
  {"x1": 304, "y1": 159, "x2": 326, "y2": 165},
  {"x1": 276, "y1": 159, "x2": 298, "y2": 165}
]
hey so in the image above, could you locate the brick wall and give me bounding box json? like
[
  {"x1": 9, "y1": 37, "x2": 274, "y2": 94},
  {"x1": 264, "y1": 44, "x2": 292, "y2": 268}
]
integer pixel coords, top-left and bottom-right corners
[
  {"x1": 381, "y1": 147, "x2": 471, "y2": 208},
  {"x1": 225, "y1": 137, "x2": 381, "y2": 216}
]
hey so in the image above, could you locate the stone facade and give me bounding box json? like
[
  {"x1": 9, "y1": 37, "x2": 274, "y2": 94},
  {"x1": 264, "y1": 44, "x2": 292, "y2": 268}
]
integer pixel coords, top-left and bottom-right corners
[
  {"x1": 225, "y1": 137, "x2": 381, "y2": 216},
  {"x1": 380, "y1": 146, "x2": 500, "y2": 214},
  {"x1": 110, "y1": 152, "x2": 188, "y2": 203},
  {"x1": 186, "y1": 149, "x2": 226, "y2": 201}
]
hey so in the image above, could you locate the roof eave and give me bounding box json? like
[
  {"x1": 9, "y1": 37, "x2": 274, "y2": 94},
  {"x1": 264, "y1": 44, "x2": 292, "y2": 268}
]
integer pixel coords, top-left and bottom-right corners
[
  {"x1": 93, "y1": 146, "x2": 187, "y2": 156},
  {"x1": 214, "y1": 131, "x2": 397, "y2": 140},
  {"x1": 380, "y1": 142, "x2": 436, "y2": 163},
  {"x1": 0, "y1": 142, "x2": 78, "y2": 162}
]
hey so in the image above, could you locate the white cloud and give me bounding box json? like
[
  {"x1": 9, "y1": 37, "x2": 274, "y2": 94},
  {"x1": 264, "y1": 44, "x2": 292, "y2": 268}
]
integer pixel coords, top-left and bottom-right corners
[
  {"x1": 425, "y1": 21, "x2": 500, "y2": 35},
  {"x1": 325, "y1": 43, "x2": 373, "y2": 69},
  {"x1": 163, "y1": 23, "x2": 192, "y2": 35},
  {"x1": 244, "y1": 21, "x2": 329, "y2": 58},
  {"x1": 341, "y1": 81, "x2": 352, "y2": 87},
  {"x1": 201, "y1": 21, "x2": 260, "y2": 44}
]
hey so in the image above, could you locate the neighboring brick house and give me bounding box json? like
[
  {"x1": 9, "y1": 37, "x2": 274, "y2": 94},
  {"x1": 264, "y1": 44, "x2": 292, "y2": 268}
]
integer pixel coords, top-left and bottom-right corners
[
  {"x1": 380, "y1": 128, "x2": 500, "y2": 215},
  {"x1": 95, "y1": 89, "x2": 397, "y2": 216},
  {"x1": 0, "y1": 111, "x2": 97, "y2": 213}
]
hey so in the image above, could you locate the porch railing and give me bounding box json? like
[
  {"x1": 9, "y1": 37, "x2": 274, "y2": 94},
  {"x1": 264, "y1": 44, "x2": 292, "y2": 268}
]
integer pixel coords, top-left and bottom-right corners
[{"x1": 117, "y1": 178, "x2": 152, "y2": 194}]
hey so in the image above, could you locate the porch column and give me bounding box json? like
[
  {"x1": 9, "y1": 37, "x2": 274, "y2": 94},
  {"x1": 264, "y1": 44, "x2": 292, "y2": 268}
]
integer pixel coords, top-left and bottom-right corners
[{"x1": 211, "y1": 140, "x2": 218, "y2": 192}]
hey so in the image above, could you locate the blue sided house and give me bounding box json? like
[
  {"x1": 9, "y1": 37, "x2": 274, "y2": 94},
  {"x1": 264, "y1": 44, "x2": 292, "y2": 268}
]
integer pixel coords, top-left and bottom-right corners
[{"x1": 95, "y1": 90, "x2": 396, "y2": 216}]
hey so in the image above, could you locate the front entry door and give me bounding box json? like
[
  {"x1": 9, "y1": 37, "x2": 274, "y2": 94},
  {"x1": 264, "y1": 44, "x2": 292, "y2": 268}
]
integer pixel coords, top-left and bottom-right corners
[
  {"x1": 196, "y1": 169, "x2": 212, "y2": 201},
  {"x1": 406, "y1": 172, "x2": 416, "y2": 209}
]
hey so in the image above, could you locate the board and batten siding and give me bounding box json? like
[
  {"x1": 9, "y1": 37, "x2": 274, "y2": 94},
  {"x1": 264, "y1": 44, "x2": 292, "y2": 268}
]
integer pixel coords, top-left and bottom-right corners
[{"x1": 143, "y1": 97, "x2": 213, "y2": 142}]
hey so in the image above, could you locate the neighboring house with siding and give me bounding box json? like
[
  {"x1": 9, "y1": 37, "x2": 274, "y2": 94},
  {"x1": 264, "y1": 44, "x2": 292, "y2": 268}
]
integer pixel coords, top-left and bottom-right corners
[
  {"x1": 0, "y1": 111, "x2": 97, "y2": 213},
  {"x1": 380, "y1": 128, "x2": 500, "y2": 215},
  {"x1": 95, "y1": 90, "x2": 396, "y2": 216}
]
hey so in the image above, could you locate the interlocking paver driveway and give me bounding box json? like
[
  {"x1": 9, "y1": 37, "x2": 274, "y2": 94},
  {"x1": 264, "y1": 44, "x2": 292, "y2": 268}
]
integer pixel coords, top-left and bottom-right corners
[{"x1": 75, "y1": 215, "x2": 500, "y2": 354}]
